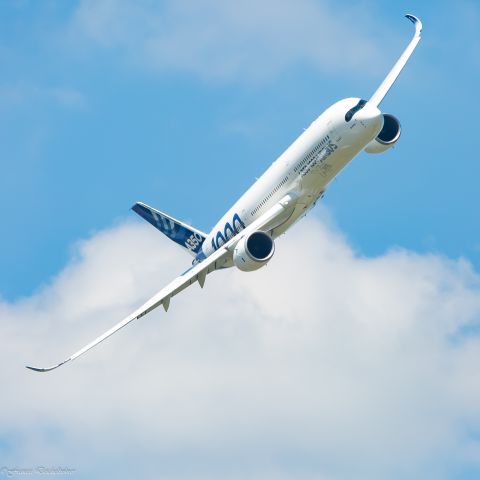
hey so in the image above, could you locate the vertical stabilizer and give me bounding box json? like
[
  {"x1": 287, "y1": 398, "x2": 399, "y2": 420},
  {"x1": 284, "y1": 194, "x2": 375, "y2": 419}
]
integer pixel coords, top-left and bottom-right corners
[{"x1": 132, "y1": 202, "x2": 206, "y2": 256}]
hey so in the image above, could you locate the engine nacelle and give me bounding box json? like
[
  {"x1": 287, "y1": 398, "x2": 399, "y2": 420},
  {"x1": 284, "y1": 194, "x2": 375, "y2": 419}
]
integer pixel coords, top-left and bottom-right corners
[
  {"x1": 364, "y1": 113, "x2": 401, "y2": 154},
  {"x1": 233, "y1": 231, "x2": 275, "y2": 272}
]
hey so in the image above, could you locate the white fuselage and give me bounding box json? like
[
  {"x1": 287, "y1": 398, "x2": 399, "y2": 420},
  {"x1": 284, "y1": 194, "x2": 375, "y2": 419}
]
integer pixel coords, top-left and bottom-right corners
[{"x1": 202, "y1": 98, "x2": 383, "y2": 258}]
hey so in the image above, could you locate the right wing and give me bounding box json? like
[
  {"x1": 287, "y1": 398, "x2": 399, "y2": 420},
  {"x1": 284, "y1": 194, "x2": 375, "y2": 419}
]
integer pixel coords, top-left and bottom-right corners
[
  {"x1": 26, "y1": 193, "x2": 298, "y2": 372},
  {"x1": 26, "y1": 244, "x2": 230, "y2": 372}
]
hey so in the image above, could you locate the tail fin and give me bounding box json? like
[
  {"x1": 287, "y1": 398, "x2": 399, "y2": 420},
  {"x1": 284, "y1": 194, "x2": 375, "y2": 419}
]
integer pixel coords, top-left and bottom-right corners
[
  {"x1": 132, "y1": 202, "x2": 206, "y2": 256},
  {"x1": 369, "y1": 14, "x2": 422, "y2": 107}
]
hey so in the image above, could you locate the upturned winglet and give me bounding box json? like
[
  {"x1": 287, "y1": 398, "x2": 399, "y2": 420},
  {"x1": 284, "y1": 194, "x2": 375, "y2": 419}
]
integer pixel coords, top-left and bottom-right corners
[
  {"x1": 405, "y1": 14, "x2": 423, "y2": 36},
  {"x1": 26, "y1": 359, "x2": 71, "y2": 372}
]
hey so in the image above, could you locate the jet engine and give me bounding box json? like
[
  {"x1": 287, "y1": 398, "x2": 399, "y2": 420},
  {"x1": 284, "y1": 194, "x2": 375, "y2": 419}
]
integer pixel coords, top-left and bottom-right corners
[
  {"x1": 364, "y1": 113, "x2": 401, "y2": 154},
  {"x1": 233, "y1": 231, "x2": 275, "y2": 272}
]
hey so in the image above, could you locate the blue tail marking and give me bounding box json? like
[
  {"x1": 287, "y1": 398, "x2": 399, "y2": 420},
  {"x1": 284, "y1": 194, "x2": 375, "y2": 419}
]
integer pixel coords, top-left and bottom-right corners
[{"x1": 132, "y1": 202, "x2": 206, "y2": 256}]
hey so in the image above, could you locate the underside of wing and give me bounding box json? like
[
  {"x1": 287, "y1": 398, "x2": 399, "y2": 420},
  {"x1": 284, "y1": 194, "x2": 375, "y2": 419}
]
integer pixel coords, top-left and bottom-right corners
[{"x1": 26, "y1": 193, "x2": 299, "y2": 372}]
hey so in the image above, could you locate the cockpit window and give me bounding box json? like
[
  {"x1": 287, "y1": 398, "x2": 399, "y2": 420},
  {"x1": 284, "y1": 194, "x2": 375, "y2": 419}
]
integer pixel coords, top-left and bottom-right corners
[{"x1": 345, "y1": 99, "x2": 367, "y2": 122}]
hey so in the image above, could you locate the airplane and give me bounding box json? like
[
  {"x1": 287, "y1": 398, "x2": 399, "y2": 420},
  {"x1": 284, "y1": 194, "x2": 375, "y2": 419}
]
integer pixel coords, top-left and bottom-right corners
[{"x1": 27, "y1": 14, "x2": 422, "y2": 372}]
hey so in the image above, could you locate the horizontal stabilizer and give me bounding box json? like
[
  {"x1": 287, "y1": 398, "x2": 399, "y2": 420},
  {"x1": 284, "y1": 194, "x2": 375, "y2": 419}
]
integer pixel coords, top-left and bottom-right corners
[{"x1": 132, "y1": 202, "x2": 206, "y2": 256}]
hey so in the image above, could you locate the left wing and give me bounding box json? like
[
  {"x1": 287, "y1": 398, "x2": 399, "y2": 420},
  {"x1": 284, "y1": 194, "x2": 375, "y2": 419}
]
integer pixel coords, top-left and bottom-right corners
[
  {"x1": 369, "y1": 14, "x2": 422, "y2": 107},
  {"x1": 26, "y1": 194, "x2": 298, "y2": 372}
]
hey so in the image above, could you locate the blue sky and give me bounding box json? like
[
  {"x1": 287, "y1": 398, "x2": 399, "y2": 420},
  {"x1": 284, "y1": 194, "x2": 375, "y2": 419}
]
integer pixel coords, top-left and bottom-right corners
[
  {"x1": 1, "y1": 1, "x2": 480, "y2": 479},
  {"x1": 1, "y1": 0, "x2": 479, "y2": 300}
]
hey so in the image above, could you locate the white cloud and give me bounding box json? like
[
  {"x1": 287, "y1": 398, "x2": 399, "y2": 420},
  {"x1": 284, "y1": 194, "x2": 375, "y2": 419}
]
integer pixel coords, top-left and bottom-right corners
[
  {"x1": 66, "y1": 0, "x2": 391, "y2": 83},
  {"x1": 1, "y1": 215, "x2": 480, "y2": 478}
]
